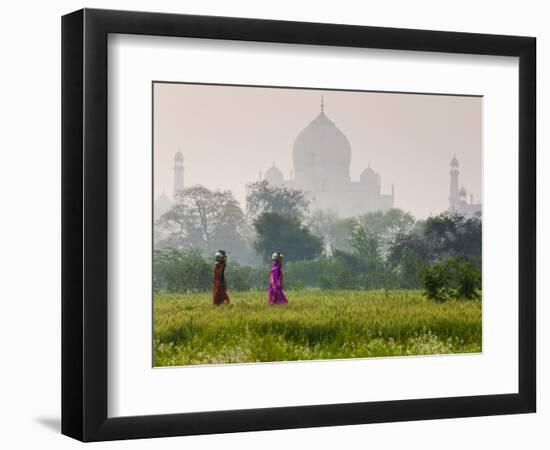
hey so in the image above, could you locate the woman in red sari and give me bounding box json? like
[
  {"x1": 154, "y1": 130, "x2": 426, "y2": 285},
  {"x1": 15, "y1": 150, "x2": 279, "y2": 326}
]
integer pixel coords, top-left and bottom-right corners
[
  {"x1": 213, "y1": 250, "x2": 230, "y2": 306},
  {"x1": 267, "y1": 251, "x2": 288, "y2": 305}
]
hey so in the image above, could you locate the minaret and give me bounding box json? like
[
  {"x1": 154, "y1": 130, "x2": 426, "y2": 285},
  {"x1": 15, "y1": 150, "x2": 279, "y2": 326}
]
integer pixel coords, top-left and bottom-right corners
[
  {"x1": 449, "y1": 155, "x2": 459, "y2": 211},
  {"x1": 174, "y1": 147, "x2": 184, "y2": 197}
]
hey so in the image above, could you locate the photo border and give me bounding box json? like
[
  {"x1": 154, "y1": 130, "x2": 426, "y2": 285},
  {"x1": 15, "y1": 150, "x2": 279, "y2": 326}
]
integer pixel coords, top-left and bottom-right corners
[{"x1": 62, "y1": 8, "x2": 536, "y2": 441}]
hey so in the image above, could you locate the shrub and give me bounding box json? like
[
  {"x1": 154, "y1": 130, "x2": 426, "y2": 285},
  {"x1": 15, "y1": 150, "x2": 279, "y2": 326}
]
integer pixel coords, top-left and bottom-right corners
[
  {"x1": 420, "y1": 257, "x2": 481, "y2": 302},
  {"x1": 154, "y1": 248, "x2": 211, "y2": 292},
  {"x1": 225, "y1": 263, "x2": 266, "y2": 291},
  {"x1": 419, "y1": 261, "x2": 454, "y2": 302},
  {"x1": 456, "y1": 261, "x2": 482, "y2": 299}
]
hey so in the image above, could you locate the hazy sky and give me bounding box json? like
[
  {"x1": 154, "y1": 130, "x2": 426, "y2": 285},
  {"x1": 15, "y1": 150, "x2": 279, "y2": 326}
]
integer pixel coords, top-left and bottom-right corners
[{"x1": 153, "y1": 82, "x2": 482, "y2": 219}]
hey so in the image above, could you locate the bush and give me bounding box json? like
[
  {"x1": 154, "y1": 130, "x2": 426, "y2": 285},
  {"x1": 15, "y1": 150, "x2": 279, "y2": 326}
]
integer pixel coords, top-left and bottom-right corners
[
  {"x1": 456, "y1": 261, "x2": 482, "y2": 299},
  {"x1": 419, "y1": 257, "x2": 481, "y2": 302},
  {"x1": 154, "y1": 248, "x2": 211, "y2": 292},
  {"x1": 225, "y1": 263, "x2": 266, "y2": 291}
]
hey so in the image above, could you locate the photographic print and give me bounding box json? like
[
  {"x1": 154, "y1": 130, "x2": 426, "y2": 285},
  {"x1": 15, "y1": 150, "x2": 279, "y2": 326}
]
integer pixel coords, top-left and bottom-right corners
[{"x1": 152, "y1": 82, "x2": 482, "y2": 367}]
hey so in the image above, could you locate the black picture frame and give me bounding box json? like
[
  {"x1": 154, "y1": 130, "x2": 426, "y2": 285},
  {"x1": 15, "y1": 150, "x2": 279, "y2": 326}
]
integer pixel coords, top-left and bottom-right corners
[{"x1": 61, "y1": 8, "x2": 536, "y2": 442}]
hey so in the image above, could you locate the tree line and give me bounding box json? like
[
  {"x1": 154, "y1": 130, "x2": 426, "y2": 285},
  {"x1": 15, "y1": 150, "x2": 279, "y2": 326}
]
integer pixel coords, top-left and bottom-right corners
[{"x1": 154, "y1": 181, "x2": 481, "y2": 297}]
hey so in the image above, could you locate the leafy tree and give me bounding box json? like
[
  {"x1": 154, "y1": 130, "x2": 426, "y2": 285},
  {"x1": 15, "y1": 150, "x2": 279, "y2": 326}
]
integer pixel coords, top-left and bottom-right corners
[
  {"x1": 386, "y1": 222, "x2": 428, "y2": 288},
  {"x1": 395, "y1": 248, "x2": 424, "y2": 289},
  {"x1": 343, "y1": 223, "x2": 394, "y2": 288},
  {"x1": 246, "y1": 180, "x2": 310, "y2": 218},
  {"x1": 327, "y1": 217, "x2": 356, "y2": 253},
  {"x1": 156, "y1": 185, "x2": 253, "y2": 263},
  {"x1": 359, "y1": 208, "x2": 415, "y2": 242},
  {"x1": 387, "y1": 212, "x2": 482, "y2": 288},
  {"x1": 307, "y1": 210, "x2": 358, "y2": 256},
  {"x1": 348, "y1": 223, "x2": 381, "y2": 261},
  {"x1": 423, "y1": 212, "x2": 482, "y2": 267},
  {"x1": 387, "y1": 221, "x2": 427, "y2": 261},
  {"x1": 306, "y1": 209, "x2": 338, "y2": 255},
  {"x1": 253, "y1": 212, "x2": 323, "y2": 262}
]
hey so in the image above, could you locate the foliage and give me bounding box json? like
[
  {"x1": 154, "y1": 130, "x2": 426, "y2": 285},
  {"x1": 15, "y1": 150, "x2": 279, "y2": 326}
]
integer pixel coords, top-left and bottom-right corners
[
  {"x1": 156, "y1": 185, "x2": 256, "y2": 264},
  {"x1": 246, "y1": 180, "x2": 310, "y2": 218},
  {"x1": 252, "y1": 212, "x2": 323, "y2": 263},
  {"x1": 154, "y1": 248, "x2": 267, "y2": 292},
  {"x1": 387, "y1": 212, "x2": 482, "y2": 288},
  {"x1": 423, "y1": 212, "x2": 482, "y2": 267},
  {"x1": 153, "y1": 248, "x2": 211, "y2": 293},
  {"x1": 307, "y1": 210, "x2": 358, "y2": 256},
  {"x1": 153, "y1": 289, "x2": 482, "y2": 366},
  {"x1": 306, "y1": 209, "x2": 338, "y2": 255},
  {"x1": 397, "y1": 249, "x2": 424, "y2": 289},
  {"x1": 358, "y1": 208, "x2": 415, "y2": 255},
  {"x1": 155, "y1": 202, "x2": 482, "y2": 292},
  {"x1": 160, "y1": 185, "x2": 244, "y2": 244},
  {"x1": 284, "y1": 258, "x2": 352, "y2": 289},
  {"x1": 359, "y1": 208, "x2": 415, "y2": 236},
  {"x1": 348, "y1": 222, "x2": 382, "y2": 264},
  {"x1": 419, "y1": 257, "x2": 481, "y2": 302},
  {"x1": 386, "y1": 223, "x2": 429, "y2": 288},
  {"x1": 224, "y1": 262, "x2": 267, "y2": 292},
  {"x1": 455, "y1": 259, "x2": 482, "y2": 299},
  {"x1": 153, "y1": 247, "x2": 400, "y2": 293}
]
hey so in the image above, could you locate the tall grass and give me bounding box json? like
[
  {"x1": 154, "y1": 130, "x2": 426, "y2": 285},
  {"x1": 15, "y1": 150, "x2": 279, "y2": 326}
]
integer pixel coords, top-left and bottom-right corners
[{"x1": 153, "y1": 289, "x2": 482, "y2": 366}]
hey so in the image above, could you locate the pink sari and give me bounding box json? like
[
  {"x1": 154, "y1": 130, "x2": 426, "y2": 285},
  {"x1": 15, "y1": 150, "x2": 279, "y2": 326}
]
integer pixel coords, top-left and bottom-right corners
[{"x1": 267, "y1": 261, "x2": 288, "y2": 305}]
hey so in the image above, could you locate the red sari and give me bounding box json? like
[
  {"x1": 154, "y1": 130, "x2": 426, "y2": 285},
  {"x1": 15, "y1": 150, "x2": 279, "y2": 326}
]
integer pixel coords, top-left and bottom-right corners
[{"x1": 213, "y1": 262, "x2": 230, "y2": 306}]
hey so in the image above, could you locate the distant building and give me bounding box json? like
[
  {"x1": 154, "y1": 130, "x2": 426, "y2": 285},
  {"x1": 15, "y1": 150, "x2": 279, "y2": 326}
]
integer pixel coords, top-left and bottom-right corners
[
  {"x1": 154, "y1": 190, "x2": 172, "y2": 220},
  {"x1": 261, "y1": 97, "x2": 394, "y2": 217},
  {"x1": 173, "y1": 147, "x2": 184, "y2": 197},
  {"x1": 448, "y1": 155, "x2": 482, "y2": 218},
  {"x1": 154, "y1": 148, "x2": 183, "y2": 220}
]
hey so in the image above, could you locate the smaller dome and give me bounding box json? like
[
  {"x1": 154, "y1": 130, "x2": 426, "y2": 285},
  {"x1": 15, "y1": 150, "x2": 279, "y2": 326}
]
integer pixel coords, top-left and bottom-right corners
[
  {"x1": 450, "y1": 155, "x2": 459, "y2": 167},
  {"x1": 264, "y1": 164, "x2": 284, "y2": 185},
  {"x1": 360, "y1": 167, "x2": 379, "y2": 183},
  {"x1": 154, "y1": 192, "x2": 173, "y2": 219},
  {"x1": 157, "y1": 192, "x2": 170, "y2": 202}
]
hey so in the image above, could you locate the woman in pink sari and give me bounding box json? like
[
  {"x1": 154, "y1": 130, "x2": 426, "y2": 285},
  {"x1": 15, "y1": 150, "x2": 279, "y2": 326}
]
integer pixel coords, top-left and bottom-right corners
[{"x1": 267, "y1": 251, "x2": 288, "y2": 305}]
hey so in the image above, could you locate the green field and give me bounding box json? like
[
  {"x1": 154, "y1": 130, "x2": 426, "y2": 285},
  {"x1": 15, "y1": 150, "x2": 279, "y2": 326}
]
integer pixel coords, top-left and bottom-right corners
[{"x1": 153, "y1": 290, "x2": 482, "y2": 366}]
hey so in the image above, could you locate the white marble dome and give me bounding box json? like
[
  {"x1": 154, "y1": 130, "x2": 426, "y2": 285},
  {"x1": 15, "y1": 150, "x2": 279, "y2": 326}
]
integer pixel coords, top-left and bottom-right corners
[{"x1": 292, "y1": 108, "x2": 351, "y2": 170}]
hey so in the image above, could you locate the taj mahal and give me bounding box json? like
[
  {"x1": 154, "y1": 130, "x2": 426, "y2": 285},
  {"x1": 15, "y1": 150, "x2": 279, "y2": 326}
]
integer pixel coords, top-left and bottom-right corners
[
  {"x1": 260, "y1": 97, "x2": 394, "y2": 217},
  {"x1": 154, "y1": 97, "x2": 481, "y2": 221}
]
